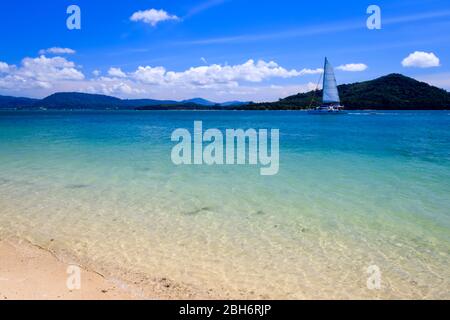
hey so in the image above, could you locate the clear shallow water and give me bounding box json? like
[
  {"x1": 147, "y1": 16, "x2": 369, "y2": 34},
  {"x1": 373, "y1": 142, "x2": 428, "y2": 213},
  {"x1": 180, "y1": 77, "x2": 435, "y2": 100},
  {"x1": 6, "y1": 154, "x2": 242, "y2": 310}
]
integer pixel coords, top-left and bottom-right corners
[{"x1": 0, "y1": 110, "x2": 449, "y2": 299}]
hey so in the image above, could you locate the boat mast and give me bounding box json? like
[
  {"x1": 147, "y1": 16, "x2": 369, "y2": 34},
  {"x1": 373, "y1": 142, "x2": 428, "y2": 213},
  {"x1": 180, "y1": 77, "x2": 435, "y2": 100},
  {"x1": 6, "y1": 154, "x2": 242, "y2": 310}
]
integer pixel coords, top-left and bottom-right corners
[{"x1": 322, "y1": 57, "x2": 327, "y2": 104}]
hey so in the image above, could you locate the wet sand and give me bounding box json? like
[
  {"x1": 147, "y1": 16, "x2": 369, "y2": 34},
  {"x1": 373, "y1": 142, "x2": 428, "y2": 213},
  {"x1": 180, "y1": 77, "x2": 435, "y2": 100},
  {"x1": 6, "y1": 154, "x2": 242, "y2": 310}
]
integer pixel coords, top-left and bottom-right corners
[{"x1": 0, "y1": 239, "x2": 135, "y2": 300}]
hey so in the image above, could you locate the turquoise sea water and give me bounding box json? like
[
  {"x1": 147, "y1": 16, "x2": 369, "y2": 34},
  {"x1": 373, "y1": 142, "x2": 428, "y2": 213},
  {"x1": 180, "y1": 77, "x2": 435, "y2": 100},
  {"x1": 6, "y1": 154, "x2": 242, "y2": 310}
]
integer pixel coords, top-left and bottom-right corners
[{"x1": 0, "y1": 110, "x2": 449, "y2": 299}]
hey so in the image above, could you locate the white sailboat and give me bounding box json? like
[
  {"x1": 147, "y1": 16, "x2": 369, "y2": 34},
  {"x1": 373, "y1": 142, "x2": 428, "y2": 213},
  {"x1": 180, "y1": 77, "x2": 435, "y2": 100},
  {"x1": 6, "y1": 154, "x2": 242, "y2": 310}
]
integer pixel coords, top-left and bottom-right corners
[{"x1": 308, "y1": 57, "x2": 345, "y2": 114}]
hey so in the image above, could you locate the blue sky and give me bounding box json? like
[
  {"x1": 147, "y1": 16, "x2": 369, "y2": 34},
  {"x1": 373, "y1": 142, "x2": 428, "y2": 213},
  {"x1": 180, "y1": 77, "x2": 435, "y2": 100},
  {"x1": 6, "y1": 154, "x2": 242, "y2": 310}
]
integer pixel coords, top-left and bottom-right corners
[{"x1": 0, "y1": 0, "x2": 449, "y2": 102}]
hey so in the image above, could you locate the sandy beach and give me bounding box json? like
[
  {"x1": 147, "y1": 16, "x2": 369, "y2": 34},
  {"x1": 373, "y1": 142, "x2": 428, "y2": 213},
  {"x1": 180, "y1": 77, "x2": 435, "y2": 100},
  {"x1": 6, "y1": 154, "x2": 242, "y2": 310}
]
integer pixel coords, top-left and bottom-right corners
[
  {"x1": 0, "y1": 238, "x2": 223, "y2": 300},
  {"x1": 0, "y1": 239, "x2": 136, "y2": 300}
]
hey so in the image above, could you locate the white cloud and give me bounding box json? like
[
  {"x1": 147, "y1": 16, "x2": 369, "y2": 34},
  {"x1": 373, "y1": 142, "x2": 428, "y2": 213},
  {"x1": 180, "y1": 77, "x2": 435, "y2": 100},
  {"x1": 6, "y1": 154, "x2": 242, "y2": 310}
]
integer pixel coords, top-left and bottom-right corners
[
  {"x1": 130, "y1": 9, "x2": 179, "y2": 27},
  {"x1": 20, "y1": 56, "x2": 84, "y2": 81},
  {"x1": 133, "y1": 66, "x2": 167, "y2": 84},
  {"x1": 402, "y1": 51, "x2": 440, "y2": 68},
  {"x1": 87, "y1": 81, "x2": 143, "y2": 96},
  {"x1": 130, "y1": 60, "x2": 322, "y2": 87},
  {"x1": 336, "y1": 63, "x2": 368, "y2": 72},
  {"x1": 299, "y1": 68, "x2": 324, "y2": 75},
  {"x1": 39, "y1": 47, "x2": 76, "y2": 55},
  {"x1": 0, "y1": 61, "x2": 12, "y2": 73},
  {"x1": 108, "y1": 67, "x2": 127, "y2": 78},
  {"x1": 92, "y1": 70, "x2": 101, "y2": 77},
  {"x1": 0, "y1": 55, "x2": 84, "y2": 91}
]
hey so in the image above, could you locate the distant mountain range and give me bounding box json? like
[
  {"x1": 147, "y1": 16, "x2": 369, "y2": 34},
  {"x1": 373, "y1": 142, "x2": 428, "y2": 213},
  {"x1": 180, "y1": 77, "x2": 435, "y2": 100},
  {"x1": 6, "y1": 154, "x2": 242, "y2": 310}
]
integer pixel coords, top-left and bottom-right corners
[
  {"x1": 0, "y1": 92, "x2": 249, "y2": 110},
  {"x1": 0, "y1": 95, "x2": 38, "y2": 109},
  {"x1": 0, "y1": 74, "x2": 449, "y2": 110}
]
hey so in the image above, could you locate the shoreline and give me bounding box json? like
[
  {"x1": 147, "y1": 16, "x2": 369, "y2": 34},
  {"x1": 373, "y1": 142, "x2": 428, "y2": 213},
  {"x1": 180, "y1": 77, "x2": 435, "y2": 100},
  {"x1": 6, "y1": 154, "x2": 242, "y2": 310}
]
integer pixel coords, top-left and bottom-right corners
[
  {"x1": 0, "y1": 238, "x2": 137, "y2": 300},
  {"x1": 0, "y1": 238, "x2": 226, "y2": 300}
]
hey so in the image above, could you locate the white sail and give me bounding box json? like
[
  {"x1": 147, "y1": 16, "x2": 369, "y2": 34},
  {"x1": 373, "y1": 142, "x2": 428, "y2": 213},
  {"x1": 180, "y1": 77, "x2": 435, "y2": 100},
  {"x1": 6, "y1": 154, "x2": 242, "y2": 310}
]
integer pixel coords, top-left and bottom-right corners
[{"x1": 322, "y1": 58, "x2": 340, "y2": 104}]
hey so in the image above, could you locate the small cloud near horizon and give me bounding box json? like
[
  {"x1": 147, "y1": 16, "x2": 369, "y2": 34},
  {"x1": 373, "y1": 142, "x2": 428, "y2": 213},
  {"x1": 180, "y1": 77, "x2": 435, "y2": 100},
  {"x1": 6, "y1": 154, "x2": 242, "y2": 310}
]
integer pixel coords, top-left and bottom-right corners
[
  {"x1": 402, "y1": 51, "x2": 440, "y2": 68},
  {"x1": 336, "y1": 63, "x2": 368, "y2": 72}
]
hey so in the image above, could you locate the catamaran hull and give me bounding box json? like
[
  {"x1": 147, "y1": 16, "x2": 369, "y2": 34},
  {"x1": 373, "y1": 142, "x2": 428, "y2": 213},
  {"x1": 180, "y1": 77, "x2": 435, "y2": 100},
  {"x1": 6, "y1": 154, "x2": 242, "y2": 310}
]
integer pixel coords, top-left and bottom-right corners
[
  {"x1": 308, "y1": 105, "x2": 346, "y2": 115},
  {"x1": 307, "y1": 109, "x2": 347, "y2": 115}
]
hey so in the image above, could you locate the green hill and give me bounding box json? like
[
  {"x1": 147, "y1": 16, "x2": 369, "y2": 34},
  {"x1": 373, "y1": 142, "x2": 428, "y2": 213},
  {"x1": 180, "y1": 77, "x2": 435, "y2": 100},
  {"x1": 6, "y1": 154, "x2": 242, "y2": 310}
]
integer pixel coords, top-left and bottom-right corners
[{"x1": 241, "y1": 74, "x2": 450, "y2": 110}]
